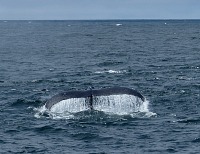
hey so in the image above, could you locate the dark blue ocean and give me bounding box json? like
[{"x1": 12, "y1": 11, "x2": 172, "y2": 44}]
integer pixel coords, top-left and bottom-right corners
[{"x1": 0, "y1": 20, "x2": 200, "y2": 153}]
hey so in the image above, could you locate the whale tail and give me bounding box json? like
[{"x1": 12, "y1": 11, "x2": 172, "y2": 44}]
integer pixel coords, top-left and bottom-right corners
[{"x1": 45, "y1": 87, "x2": 145, "y2": 113}]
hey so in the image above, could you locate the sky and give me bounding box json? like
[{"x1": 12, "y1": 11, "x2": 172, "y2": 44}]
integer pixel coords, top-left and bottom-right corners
[{"x1": 0, "y1": 0, "x2": 199, "y2": 20}]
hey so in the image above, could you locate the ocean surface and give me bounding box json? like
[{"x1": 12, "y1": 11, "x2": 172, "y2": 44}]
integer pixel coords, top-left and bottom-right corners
[{"x1": 0, "y1": 20, "x2": 200, "y2": 153}]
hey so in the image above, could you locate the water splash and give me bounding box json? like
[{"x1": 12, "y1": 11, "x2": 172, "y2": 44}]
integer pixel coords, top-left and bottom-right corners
[
  {"x1": 93, "y1": 94, "x2": 146, "y2": 115},
  {"x1": 50, "y1": 98, "x2": 90, "y2": 113},
  {"x1": 34, "y1": 105, "x2": 75, "y2": 120}
]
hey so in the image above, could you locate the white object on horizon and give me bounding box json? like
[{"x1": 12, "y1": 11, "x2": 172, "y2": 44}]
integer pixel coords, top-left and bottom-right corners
[{"x1": 116, "y1": 23, "x2": 122, "y2": 26}]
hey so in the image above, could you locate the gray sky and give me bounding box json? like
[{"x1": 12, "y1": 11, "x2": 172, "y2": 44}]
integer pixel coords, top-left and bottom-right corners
[{"x1": 0, "y1": 0, "x2": 199, "y2": 20}]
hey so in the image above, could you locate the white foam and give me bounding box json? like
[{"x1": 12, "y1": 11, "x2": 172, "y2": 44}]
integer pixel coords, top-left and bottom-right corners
[
  {"x1": 95, "y1": 70, "x2": 127, "y2": 74},
  {"x1": 31, "y1": 79, "x2": 38, "y2": 83},
  {"x1": 116, "y1": 24, "x2": 122, "y2": 26},
  {"x1": 178, "y1": 76, "x2": 193, "y2": 80},
  {"x1": 34, "y1": 105, "x2": 47, "y2": 118},
  {"x1": 34, "y1": 105, "x2": 75, "y2": 120}
]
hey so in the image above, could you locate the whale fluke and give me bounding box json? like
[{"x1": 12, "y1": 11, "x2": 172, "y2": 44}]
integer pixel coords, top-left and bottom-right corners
[
  {"x1": 45, "y1": 87, "x2": 145, "y2": 112},
  {"x1": 92, "y1": 87, "x2": 144, "y2": 101}
]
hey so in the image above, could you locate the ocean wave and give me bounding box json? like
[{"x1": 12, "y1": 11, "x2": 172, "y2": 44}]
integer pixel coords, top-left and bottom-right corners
[{"x1": 11, "y1": 99, "x2": 42, "y2": 107}]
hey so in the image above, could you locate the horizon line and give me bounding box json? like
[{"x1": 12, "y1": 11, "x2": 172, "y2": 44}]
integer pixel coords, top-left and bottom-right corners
[{"x1": 1, "y1": 18, "x2": 200, "y2": 21}]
